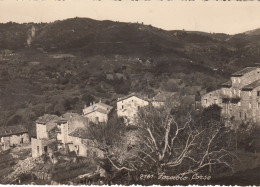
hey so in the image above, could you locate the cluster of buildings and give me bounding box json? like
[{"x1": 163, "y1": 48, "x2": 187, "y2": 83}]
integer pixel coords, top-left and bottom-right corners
[
  {"x1": 201, "y1": 67, "x2": 260, "y2": 124},
  {"x1": 4, "y1": 65, "x2": 258, "y2": 159},
  {"x1": 31, "y1": 91, "x2": 182, "y2": 158},
  {"x1": 0, "y1": 90, "x2": 189, "y2": 159}
]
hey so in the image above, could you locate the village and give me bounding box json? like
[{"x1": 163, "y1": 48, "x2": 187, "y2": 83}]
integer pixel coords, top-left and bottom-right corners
[{"x1": 0, "y1": 66, "x2": 260, "y2": 184}]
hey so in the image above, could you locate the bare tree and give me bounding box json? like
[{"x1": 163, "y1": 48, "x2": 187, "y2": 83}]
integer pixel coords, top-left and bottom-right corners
[
  {"x1": 133, "y1": 104, "x2": 237, "y2": 175},
  {"x1": 89, "y1": 103, "x2": 237, "y2": 179}
]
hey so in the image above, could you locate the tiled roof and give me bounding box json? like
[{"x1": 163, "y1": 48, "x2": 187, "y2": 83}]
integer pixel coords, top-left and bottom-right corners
[
  {"x1": 59, "y1": 112, "x2": 89, "y2": 134},
  {"x1": 36, "y1": 114, "x2": 60, "y2": 125},
  {"x1": 152, "y1": 91, "x2": 177, "y2": 102},
  {"x1": 221, "y1": 80, "x2": 232, "y2": 87},
  {"x1": 83, "y1": 102, "x2": 113, "y2": 115},
  {"x1": 242, "y1": 79, "x2": 260, "y2": 90},
  {"x1": 0, "y1": 125, "x2": 28, "y2": 137},
  {"x1": 117, "y1": 92, "x2": 151, "y2": 102},
  {"x1": 69, "y1": 127, "x2": 93, "y2": 139},
  {"x1": 182, "y1": 95, "x2": 196, "y2": 104},
  {"x1": 232, "y1": 67, "x2": 258, "y2": 76}
]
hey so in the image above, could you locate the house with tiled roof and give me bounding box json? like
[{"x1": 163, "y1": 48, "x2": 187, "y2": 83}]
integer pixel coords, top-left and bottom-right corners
[
  {"x1": 151, "y1": 91, "x2": 177, "y2": 108},
  {"x1": 32, "y1": 114, "x2": 61, "y2": 157},
  {"x1": 83, "y1": 101, "x2": 113, "y2": 124},
  {"x1": 67, "y1": 127, "x2": 103, "y2": 158},
  {"x1": 35, "y1": 114, "x2": 61, "y2": 140},
  {"x1": 0, "y1": 125, "x2": 29, "y2": 151},
  {"x1": 117, "y1": 93, "x2": 150, "y2": 124},
  {"x1": 117, "y1": 91, "x2": 178, "y2": 124},
  {"x1": 201, "y1": 66, "x2": 260, "y2": 124}
]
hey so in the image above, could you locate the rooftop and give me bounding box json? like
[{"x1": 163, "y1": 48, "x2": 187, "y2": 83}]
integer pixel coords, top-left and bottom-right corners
[
  {"x1": 117, "y1": 92, "x2": 151, "y2": 102},
  {"x1": 221, "y1": 80, "x2": 232, "y2": 87},
  {"x1": 83, "y1": 102, "x2": 113, "y2": 115},
  {"x1": 232, "y1": 67, "x2": 258, "y2": 77},
  {"x1": 36, "y1": 114, "x2": 60, "y2": 125},
  {"x1": 0, "y1": 125, "x2": 28, "y2": 137},
  {"x1": 69, "y1": 127, "x2": 93, "y2": 139},
  {"x1": 242, "y1": 79, "x2": 260, "y2": 90},
  {"x1": 153, "y1": 91, "x2": 177, "y2": 102}
]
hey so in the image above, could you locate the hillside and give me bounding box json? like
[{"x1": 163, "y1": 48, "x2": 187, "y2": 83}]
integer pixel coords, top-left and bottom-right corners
[
  {"x1": 244, "y1": 28, "x2": 260, "y2": 36},
  {"x1": 0, "y1": 17, "x2": 260, "y2": 133}
]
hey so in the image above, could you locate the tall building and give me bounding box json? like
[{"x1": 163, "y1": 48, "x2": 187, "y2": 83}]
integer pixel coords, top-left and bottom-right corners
[{"x1": 201, "y1": 67, "x2": 260, "y2": 124}]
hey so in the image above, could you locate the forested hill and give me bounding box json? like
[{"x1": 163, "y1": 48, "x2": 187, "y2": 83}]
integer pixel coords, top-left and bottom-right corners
[{"x1": 0, "y1": 17, "x2": 260, "y2": 133}]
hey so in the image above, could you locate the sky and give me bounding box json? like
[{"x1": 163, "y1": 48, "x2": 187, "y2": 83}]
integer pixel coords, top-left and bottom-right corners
[{"x1": 0, "y1": 0, "x2": 260, "y2": 34}]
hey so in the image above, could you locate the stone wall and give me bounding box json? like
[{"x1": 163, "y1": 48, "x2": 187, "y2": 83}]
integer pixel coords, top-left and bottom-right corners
[
  {"x1": 0, "y1": 133, "x2": 29, "y2": 151},
  {"x1": 31, "y1": 138, "x2": 50, "y2": 158},
  {"x1": 57, "y1": 122, "x2": 69, "y2": 144},
  {"x1": 10, "y1": 133, "x2": 30, "y2": 146},
  {"x1": 36, "y1": 124, "x2": 48, "y2": 139},
  {"x1": 85, "y1": 111, "x2": 108, "y2": 124},
  {"x1": 201, "y1": 89, "x2": 222, "y2": 108}
]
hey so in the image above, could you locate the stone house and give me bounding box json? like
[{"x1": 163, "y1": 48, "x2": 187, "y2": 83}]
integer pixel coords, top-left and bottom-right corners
[
  {"x1": 56, "y1": 119, "x2": 69, "y2": 144},
  {"x1": 83, "y1": 101, "x2": 113, "y2": 124},
  {"x1": 201, "y1": 67, "x2": 260, "y2": 124},
  {"x1": 201, "y1": 90, "x2": 222, "y2": 108},
  {"x1": 31, "y1": 114, "x2": 60, "y2": 158},
  {"x1": 68, "y1": 128, "x2": 103, "y2": 158},
  {"x1": 35, "y1": 114, "x2": 60, "y2": 140},
  {"x1": 0, "y1": 125, "x2": 29, "y2": 151},
  {"x1": 151, "y1": 91, "x2": 177, "y2": 108},
  {"x1": 117, "y1": 92, "x2": 183, "y2": 124},
  {"x1": 32, "y1": 112, "x2": 103, "y2": 158},
  {"x1": 117, "y1": 93, "x2": 150, "y2": 124},
  {"x1": 31, "y1": 138, "x2": 57, "y2": 158}
]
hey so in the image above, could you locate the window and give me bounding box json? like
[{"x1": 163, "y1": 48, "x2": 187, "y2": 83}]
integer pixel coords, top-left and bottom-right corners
[
  {"x1": 204, "y1": 99, "x2": 207, "y2": 104},
  {"x1": 244, "y1": 113, "x2": 247, "y2": 120},
  {"x1": 238, "y1": 90, "x2": 241, "y2": 97},
  {"x1": 95, "y1": 117, "x2": 99, "y2": 123},
  {"x1": 238, "y1": 101, "x2": 241, "y2": 106},
  {"x1": 249, "y1": 102, "x2": 252, "y2": 109},
  {"x1": 233, "y1": 89, "x2": 236, "y2": 95},
  {"x1": 257, "y1": 91, "x2": 260, "y2": 96},
  {"x1": 122, "y1": 105, "x2": 124, "y2": 109},
  {"x1": 214, "y1": 99, "x2": 217, "y2": 104},
  {"x1": 138, "y1": 106, "x2": 140, "y2": 110},
  {"x1": 44, "y1": 146, "x2": 48, "y2": 153},
  {"x1": 239, "y1": 112, "x2": 242, "y2": 118},
  {"x1": 93, "y1": 151, "x2": 97, "y2": 157},
  {"x1": 21, "y1": 138, "x2": 23, "y2": 144},
  {"x1": 37, "y1": 146, "x2": 40, "y2": 154},
  {"x1": 249, "y1": 91, "x2": 252, "y2": 96},
  {"x1": 258, "y1": 102, "x2": 260, "y2": 109}
]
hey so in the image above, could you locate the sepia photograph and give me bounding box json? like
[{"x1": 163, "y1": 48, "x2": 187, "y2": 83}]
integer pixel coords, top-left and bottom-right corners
[{"x1": 0, "y1": 0, "x2": 260, "y2": 185}]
